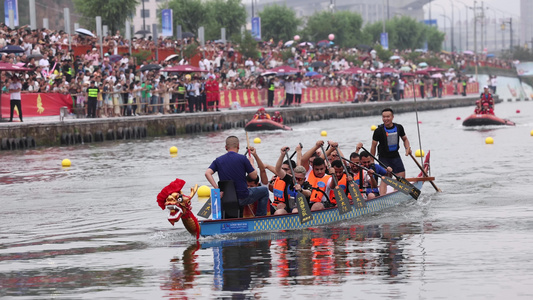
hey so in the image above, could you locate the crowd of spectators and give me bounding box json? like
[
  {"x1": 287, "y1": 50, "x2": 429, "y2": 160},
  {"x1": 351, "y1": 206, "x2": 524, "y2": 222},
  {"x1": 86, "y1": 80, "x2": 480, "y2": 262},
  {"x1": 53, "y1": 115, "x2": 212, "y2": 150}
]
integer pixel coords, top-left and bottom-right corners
[{"x1": 0, "y1": 22, "x2": 514, "y2": 118}]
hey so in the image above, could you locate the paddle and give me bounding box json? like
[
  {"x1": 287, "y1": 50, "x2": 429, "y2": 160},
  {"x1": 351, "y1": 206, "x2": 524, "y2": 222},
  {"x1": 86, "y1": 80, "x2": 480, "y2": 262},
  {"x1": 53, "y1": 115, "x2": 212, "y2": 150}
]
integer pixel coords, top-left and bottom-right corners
[
  {"x1": 285, "y1": 150, "x2": 312, "y2": 223},
  {"x1": 289, "y1": 143, "x2": 303, "y2": 160},
  {"x1": 320, "y1": 146, "x2": 352, "y2": 215},
  {"x1": 360, "y1": 146, "x2": 421, "y2": 197},
  {"x1": 341, "y1": 156, "x2": 420, "y2": 200},
  {"x1": 409, "y1": 153, "x2": 442, "y2": 192},
  {"x1": 245, "y1": 132, "x2": 251, "y2": 158},
  {"x1": 333, "y1": 146, "x2": 366, "y2": 209}
]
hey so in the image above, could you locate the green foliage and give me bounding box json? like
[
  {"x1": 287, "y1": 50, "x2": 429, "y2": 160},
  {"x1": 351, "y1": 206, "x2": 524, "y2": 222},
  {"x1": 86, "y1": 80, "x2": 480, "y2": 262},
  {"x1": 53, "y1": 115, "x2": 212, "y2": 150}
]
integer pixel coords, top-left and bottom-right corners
[
  {"x1": 73, "y1": 0, "x2": 139, "y2": 33},
  {"x1": 167, "y1": 0, "x2": 246, "y2": 40},
  {"x1": 131, "y1": 50, "x2": 152, "y2": 64},
  {"x1": 303, "y1": 11, "x2": 366, "y2": 48},
  {"x1": 280, "y1": 49, "x2": 293, "y2": 62},
  {"x1": 233, "y1": 31, "x2": 260, "y2": 59},
  {"x1": 183, "y1": 42, "x2": 200, "y2": 60},
  {"x1": 510, "y1": 46, "x2": 533, "y2": 61},
  {"x1": 258, "y1": 4, "x2": 301, "y2": 43},
  {"x1": 362, "y1": 16, "x2": 444, "y2": 52},
  {"x1": 373, "y1": 45, "x2": 393, "y2": 62}
]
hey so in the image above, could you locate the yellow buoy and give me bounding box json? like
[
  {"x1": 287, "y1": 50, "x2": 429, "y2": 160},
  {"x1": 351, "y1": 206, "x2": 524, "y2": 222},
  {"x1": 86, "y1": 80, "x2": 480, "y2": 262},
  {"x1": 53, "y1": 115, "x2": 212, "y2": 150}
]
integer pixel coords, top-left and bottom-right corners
[
  {"x1": 415, "y1": 149, "x2": 425, "y2": 157},
  {"x1": 254, "y1": 137, "x2": 261, "y2": 144},
  {"x1": 169, "y1": 146, "x2": 178, "y2": 155},
  {"x1": 485, "y1": 137, "x2": 494, "y2": 144},
  {"x1": 321, "y1": 130, "x2": 327, "y2": 136},
  {"x1": 531, "y1": 130, "x2": 533, "y2": 136},
  {"x1": 371, "y1": 125, "x2": 377, "y2": 131},
  {"x1": 197, "y1": 185, "x2": 211, "y2": 197},
  {"x1": 61, "y1": 158, "x2": 71, "y2": 167}
]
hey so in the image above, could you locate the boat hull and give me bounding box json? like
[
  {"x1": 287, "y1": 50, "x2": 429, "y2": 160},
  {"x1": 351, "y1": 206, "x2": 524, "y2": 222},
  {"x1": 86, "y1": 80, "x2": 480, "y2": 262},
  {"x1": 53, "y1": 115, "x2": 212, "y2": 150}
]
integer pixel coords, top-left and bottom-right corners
[
  {"x1": 244, "y1": 119, "x2": 292, "y2": 131},
  {"x1": 462, "y1": 114, "x2": 515, "y2": 126},
  {"x1": 198, "y1": 181, "x2": 423, "y2": 237}
]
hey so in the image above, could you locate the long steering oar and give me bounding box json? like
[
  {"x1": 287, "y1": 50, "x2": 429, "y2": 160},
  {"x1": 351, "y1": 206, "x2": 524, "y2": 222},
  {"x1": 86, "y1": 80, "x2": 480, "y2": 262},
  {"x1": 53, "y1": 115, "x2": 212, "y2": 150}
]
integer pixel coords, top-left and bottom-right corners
[
  {"x1": 360, "y1": 146, "x2": 420, "y2": 196},
  {"x1": 409, "y1": 153, "x2": 442, "y2": 192},
  {"x1": 245, "y1": 132, "x2": 252, "y2": 158},
  {"x1": 333, "y1": 146, "x2": 366, "y2": 209},
  {"x1": 341, "y1": 156, "x2": 420, "y2": 200},
  {"x1": 320, "y1": 146, "x2": 352, "y2": 215},
  {"x1": 285, "y1": 150, "x2": 312, "y2": 224}
]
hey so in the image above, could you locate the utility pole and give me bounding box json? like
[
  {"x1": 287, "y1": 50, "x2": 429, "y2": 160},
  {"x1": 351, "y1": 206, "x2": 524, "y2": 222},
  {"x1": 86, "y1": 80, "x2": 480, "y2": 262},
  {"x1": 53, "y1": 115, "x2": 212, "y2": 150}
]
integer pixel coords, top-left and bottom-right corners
[
  {"x1": 449, "y1": 0, "x2": 454, "y2": 52},
  {"x1": 480, "y1": 1, "x2": 484, "y2": 53},
  {"x1": 473, "y1": 1, "x2": 478, "y2": 81},
  {"x1": 463, "y1": 3, "x2": 469, "y2": 50}
]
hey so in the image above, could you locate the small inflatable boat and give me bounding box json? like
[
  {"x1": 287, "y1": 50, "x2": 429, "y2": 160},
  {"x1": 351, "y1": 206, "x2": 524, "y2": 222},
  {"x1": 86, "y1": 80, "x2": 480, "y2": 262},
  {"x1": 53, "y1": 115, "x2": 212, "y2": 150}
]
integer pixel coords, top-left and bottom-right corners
[
  {"x1": 462, "y1": 114, "x2": 515, "y2": 126},
  {"x1": 244, "y1": 119, "x2": 292, "y2": 131}
]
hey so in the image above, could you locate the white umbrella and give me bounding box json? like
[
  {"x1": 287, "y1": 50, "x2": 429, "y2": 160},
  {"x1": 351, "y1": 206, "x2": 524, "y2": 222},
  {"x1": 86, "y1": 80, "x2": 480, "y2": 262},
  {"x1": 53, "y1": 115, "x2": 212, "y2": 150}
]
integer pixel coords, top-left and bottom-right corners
[
  {"x1": 75, "y1": 28, "x2": 95, "y2": 38},
  {"x1": 418, "y1": 62, "x2": 428, "y2": 68},
  {"x1": 390, "y1": 55, "x2": 401, "y2": 60},
  {"x1": 463, "y1": 50, "x2": 474, "y2": 55},
  {"x1": 431, "y1": 73, "x2": 443, "y2": 78},
  {"x1": 164, "y1": 54, "x2": 180, "y2": 62},
  {"x1": 284, "y1": 40, "x2": 295, "y2": 47}
]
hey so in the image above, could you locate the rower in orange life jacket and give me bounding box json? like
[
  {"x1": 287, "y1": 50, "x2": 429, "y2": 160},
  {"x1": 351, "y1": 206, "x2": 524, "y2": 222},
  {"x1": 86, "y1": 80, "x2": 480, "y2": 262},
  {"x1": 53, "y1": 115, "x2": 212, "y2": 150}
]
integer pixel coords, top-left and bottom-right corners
[
  {"x1": 328, "y1": 159, "x2": 349, "y2": 205},
  {"x1": 253, "y1": 107, "x2": 271, "y2": 120},
  {"x1": 306, "y1": 156, "x2": 332, "y2": 210},
  {"x1": 271, "y1": 111, "x2": 283, "y2": 123}
]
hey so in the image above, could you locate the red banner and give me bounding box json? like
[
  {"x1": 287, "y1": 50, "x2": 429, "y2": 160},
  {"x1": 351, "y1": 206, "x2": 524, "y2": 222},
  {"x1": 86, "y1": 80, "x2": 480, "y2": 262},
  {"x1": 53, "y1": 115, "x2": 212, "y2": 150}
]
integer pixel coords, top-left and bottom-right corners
[{"x1": 1, "y1": 93, "x2": 73, "y2": 118}]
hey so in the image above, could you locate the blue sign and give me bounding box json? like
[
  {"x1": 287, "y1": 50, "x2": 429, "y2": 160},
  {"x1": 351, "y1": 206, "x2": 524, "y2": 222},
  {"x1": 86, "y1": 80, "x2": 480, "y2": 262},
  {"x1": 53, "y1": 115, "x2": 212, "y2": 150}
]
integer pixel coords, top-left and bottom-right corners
[
  {"x1": 380, "y1": 32, "x2": 389, "y2": 50},
  {"x1": 211, "y1": 188, "x2": 221, "y2": 220},
  {"x1": 4, "y1": 0, "x2": 18, "y2": 27},
  {"x1": 423, "y1": 19, "x2": 437, "y2": 26},
  {"x1": 161, "y1": 9, "x2": 173, "y2": 37},
  {"x1": 251, "y1": 17, "x2": 261, "y2": 40}
]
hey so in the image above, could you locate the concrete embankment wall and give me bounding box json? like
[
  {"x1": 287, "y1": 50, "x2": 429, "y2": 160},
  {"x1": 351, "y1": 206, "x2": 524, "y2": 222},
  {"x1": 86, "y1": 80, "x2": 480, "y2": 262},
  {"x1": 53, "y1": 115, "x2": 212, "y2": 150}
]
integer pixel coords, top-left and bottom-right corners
[{"x1": 0, "y1": 96, "x2": 479, "y2": 149}]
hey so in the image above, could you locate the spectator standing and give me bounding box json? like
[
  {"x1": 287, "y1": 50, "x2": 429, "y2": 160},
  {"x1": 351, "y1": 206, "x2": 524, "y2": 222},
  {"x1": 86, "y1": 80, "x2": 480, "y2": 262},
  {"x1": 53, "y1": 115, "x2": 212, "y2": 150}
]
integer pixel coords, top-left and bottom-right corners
[
  {"x1": 8, "y1": 75, "x2": 23, "y2": 122},
  {"x1": 86, "y1": 81, "x2": 99, "y2": 118}
]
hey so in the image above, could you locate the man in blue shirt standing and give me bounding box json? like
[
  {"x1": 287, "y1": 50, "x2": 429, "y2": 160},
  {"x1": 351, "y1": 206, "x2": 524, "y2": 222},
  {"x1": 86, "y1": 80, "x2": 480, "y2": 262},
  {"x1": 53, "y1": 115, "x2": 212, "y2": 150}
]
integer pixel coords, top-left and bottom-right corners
[{"x1": 205, "y1": 136, "x2": 270, "y2": 216}]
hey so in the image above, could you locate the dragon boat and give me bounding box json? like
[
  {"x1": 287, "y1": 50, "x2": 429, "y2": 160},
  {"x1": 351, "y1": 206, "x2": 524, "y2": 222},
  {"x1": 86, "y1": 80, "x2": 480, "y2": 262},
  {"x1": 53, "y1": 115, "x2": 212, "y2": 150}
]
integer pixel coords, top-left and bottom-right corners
[
  {"x1": 462, "y1": 113, "x2": 515, "y2": 126},
  {"x1": 157, "y1": 153, "x2": 432, "y2": 239},
  {"x1": 244, "y1": 119, "x2": 292, "y2": 131}
]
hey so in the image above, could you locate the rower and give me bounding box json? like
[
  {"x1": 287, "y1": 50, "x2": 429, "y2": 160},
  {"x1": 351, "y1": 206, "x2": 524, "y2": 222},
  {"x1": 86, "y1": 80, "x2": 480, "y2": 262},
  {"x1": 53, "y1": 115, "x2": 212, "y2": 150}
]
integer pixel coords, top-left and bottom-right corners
[
  {"x1": 360, "y1": 151, "x2": 392, "y2": 198},
  {"x1": 305, "y1": 156, "x2": 332, "y2": 211},
  {"x1": 273, "y1": 147, "x2": 309, "y2": 214},
  {"x1": 271, "y1": 111, "x2": 283, "y2": 123},
  {"x1": 253, "y1": 107, "x2": 271, "y2": 120}
]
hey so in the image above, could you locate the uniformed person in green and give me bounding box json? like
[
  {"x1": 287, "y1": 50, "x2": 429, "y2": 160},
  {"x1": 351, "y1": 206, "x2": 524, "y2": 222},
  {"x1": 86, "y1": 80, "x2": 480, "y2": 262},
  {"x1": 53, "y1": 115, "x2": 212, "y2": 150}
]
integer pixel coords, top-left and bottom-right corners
[
  {"x1": 86, "y1": 81, "x2": 100, "y2": 118},
  {"x1": 267, "y1": 77, "x2": 275, "y2": 107}
]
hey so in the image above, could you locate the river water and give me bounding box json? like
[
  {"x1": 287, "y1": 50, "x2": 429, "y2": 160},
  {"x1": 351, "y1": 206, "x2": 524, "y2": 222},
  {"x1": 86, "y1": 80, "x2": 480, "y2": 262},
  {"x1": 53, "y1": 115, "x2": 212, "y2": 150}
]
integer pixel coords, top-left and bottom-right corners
[{"x1": 1, "y1": 101, "x2": 532, "y2": 299}]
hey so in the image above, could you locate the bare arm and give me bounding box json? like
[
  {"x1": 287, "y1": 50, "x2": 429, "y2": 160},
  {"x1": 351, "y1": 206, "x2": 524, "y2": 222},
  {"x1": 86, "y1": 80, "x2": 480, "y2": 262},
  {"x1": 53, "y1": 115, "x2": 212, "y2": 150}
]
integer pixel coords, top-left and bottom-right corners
[
  {"x1": 249, "y1": 147, "x2": 269, "y2": 185},
  {"x1": 275, "y1": 146, "x2": 289, "y2": 179},
  {"x1": 301, "y1": 140, "x2": 324, "y2": 172},
  {"x1": 401, "y1": 135, "x2": 412, "y2": 156},
  {"x1": 205, "y1": 168, "x2": 218, "y2": 189},
  {"x1": 371, "y1": 140, "x2": 378, "y2": 157},
  {"x1": 295, "y1": 143, "x2": 303, "y2": 166}
]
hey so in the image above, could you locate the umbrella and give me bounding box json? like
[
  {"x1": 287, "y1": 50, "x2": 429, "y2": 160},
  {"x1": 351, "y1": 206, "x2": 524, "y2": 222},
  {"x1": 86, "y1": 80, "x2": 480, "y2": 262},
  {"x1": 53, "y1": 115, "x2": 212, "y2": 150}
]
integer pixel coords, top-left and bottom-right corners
[
  {"x1": 400, "y1": 72, "x2": 416, "y2": 77},
  {"x1": 0, "y1": 63, "x2": 33, "y2": 120},
  {"x1": 305, "y1": 71, "x2": 319, "y2": 77},
  {"x1": 415, "y1": 70, "x2": 429, "y2": 75},
  {"x1": 260, "y1": 71, "x2": 276, "y2": 77},
  {"x1": 164, "y1": 54, "x2": 180, "y2": 62},
  {"x1": 316, "y1": 40, "x2": 330, "y2": 47},
  {"x1": 414, "y1": 49, "x2": 426, "y2": 53},
  {"x1": 418, "y1": 62, "x2": 428, "y2": 68},
  {"x1": 0, "y1": 45, "x2": 24, "y2": 54},
  {"x1": 75, "y1": 28, "x2": 95, "y2": 38},
  {"x1": 162, "y1": 64, "x2": 206, "y2": 73},
  {"x1": 299, "y1": 41, "x2": 314, "y2": 47},
  {"x1": 269, "y1": 65, "x2": 299, "y2": 76},
  {"x1": 337, "y1": 67, "x2": 371, "y2": 75},
  {"x1": 311, "y1": 74, "x2": 323, "y2": 79},
  {"x1": 463, "y1": 50, "x2": 474, "y2": 55},
  {"x1": 400, "y1": 66, "x2": 411, "y2": 72},
  {"x1": 374, "y1": 67, "x2": 399, "y2": 73},
  {"x1": 140, "y1": 64, "x2": 161, "y2": 72},
  {"x1": 310, "y1": 61, "x2": 327, "y2": 68},
  {"x1": 486, "y1": 53, "x2": 495, "y2": 58},
  {"x1": 108, "y1": 54, "x2": 122, "y2": 63},
  {"x1": 390, "y1": 55, "x2": 401, "y2": 60},
  {"x1": 182, "y1": 32, "x2": 195, "y2": 38},
  {"x1": 425, "y1": 67, "x2": 446, "y2": 72},
  {"x1": 284, "y1": 40, "x2": 295, "y2": 47},
  {"x1": 431, "y1": 73, "x2": 443, "y2": 78},
  {"x1": 26, "y1": 53, "x2": 43, "y2": 61},
  {"x1": 135, "y1": 30, "x2": 151, "y2": 35}
]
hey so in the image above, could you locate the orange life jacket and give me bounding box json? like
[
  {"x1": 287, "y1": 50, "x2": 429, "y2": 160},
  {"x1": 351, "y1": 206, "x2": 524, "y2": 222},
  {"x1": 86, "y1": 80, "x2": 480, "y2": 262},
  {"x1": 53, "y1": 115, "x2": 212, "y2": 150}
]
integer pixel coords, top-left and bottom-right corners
[
  {"x1": 307, "y1": 171, "x2": 331, "y2": 203},
  {"x1": 328, "y1": 174, "x2": 348, "y2": 205}
]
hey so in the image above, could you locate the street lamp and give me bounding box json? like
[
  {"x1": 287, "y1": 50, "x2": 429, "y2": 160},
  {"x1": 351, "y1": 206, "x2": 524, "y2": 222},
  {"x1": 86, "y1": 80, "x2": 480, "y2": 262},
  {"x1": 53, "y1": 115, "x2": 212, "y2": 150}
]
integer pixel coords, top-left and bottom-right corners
[
  {"x1": 501, "y1": 18, "x2": 513, "y2": 51},
  {"x1": 448, "y1": 0, "x2": 454, "y2": 52},
  {"x1": 441, "y1": 14, "x2": 452, "y2": 51}
]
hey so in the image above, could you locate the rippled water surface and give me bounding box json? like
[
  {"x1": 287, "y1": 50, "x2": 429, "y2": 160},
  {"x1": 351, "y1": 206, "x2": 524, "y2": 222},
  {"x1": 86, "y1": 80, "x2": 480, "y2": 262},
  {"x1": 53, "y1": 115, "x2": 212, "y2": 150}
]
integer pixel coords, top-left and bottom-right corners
[{"x1": 1, "y1": 101, "x2": 532, "y2": 299}]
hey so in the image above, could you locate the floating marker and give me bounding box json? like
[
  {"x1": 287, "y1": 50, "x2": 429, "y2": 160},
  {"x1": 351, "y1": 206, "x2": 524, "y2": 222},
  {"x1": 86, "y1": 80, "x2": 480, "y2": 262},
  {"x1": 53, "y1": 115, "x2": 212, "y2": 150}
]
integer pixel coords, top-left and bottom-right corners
[
  {"x1": 530, "y1": 130, "x2": 533, "y2": 136},
  {"x1": 254, "y1": 137, "x2": 261, "y2": 144},
  {"x1": 321, "y1": 130, "x2": 327, "y2": 136},
  {"x1": 170, "y1": 146, "x2": 178, "y2": 155},
  {"x1": 485, "y1": 137, "x2": 494, "y2": 144},
  {"x1": 197, "y1": 185, "x2": 211, "y2": 197},
  {"x1": 370, "y1": 125, "x2": 377, "y2": 131},
  {"x1": 61, "y1": 158, "x2": 71, "y2": 167},
  {"x1": 456, "y1": 117, "x2": 461, "y2": 120},
  {"x1": 516, "y1": 110, "x2": 521, "y2": 113},
  {"x1": 415, "y1": 149, "x2": 425, "y2": 157}
]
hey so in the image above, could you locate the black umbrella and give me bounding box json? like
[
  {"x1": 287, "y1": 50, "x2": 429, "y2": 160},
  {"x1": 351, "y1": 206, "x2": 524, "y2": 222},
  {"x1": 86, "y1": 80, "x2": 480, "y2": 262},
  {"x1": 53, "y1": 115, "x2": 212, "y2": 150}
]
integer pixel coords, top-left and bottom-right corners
[
  {"x1": 310, "y1": 61, "x2": 327, "y2": 68},
  {"x1": 26, "y1": 53, "x2": 43, "y2": 61},
  {"x1": 135, "y1": 30, "x2": 151, "y2": 35},
  {"x1": 140, "y1": 64, "x2": 161, "y2": 72},
  {"x1": 0, "y1": 45, "x2": 24, "y2": 54},
  {"x1": 182, "y1": 32, "x2": 195, "y2": 38}
]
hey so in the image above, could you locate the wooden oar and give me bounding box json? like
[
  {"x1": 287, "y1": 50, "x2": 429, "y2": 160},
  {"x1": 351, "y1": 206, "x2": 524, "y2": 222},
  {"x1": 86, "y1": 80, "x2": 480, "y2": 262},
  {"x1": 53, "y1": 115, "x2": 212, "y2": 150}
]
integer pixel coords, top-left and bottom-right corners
[
  {"x1": 340, "y1": 156, "x2": 420, "y2": 200},
  {"x1": 333, "y1": 146, "x2": 366, "y2": 209},
  {"x1": 289, "y1": 143, "x2": 303, "y2": 160},
  {"x1": 409, "y1": 153, "x2": 442, "y2": 192},
  {"x1": 245, "y1": 132, "x2": 251, "y2": 158},
  {"x1": 360, "y1": 146, "x2": 421, "y2": 196},
  {"x1": 285, "y1": 151, "x2": 312, "y2": 224},
  {"x1": 320, "y1": 146, "x2": 352, "y2": 215}
]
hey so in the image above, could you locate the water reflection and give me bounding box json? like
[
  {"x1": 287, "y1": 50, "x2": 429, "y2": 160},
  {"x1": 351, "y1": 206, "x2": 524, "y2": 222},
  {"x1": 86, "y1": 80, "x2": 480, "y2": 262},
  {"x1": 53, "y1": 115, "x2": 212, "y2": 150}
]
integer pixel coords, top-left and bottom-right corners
[{"x1": 163, "y1": 223, "x2": 423, "y2": 297}]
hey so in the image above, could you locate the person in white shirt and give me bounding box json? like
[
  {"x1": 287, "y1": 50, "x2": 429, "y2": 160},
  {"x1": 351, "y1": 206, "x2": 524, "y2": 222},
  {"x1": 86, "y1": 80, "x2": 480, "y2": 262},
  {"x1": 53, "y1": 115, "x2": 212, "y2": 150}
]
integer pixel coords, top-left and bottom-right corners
[
  {"x1": 8, "y1": 75, "x2": 23, "y2": 122},
  {"x1": 283, "y1": 77, "x2": 294, "y2": 106},
  {"x1": 294, "y1": 77, "x2": 306, "y2": 106},
  {"x1": 39, "y1": 54, "x2": 50, "y2": 73}
]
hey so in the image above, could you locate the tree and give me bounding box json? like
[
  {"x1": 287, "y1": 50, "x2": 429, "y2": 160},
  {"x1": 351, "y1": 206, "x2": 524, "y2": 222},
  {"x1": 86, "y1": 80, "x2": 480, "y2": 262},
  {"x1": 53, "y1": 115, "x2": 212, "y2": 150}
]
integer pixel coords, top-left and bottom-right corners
[
  {"x1": 73, "y1": 0, "x2": 138, "y2": 33},
  {"x1": 303, "y1": 11, "x2": 367, "y2": 48},
  {"x1": 363, "y1": 17, "x2": 444, "y2": 52},
  {"x1": 233, "y1": 31, "x2": 259, "y2": 59},
  {"x1": 205, "y1": 0, "x2": 247, "y2": 40},
  {"x1": 168, "y1": 0, "x2": 208, "y2": 36},
  {"x1": 258, "y1": 4, "x2": 301, "y2": 43}
]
